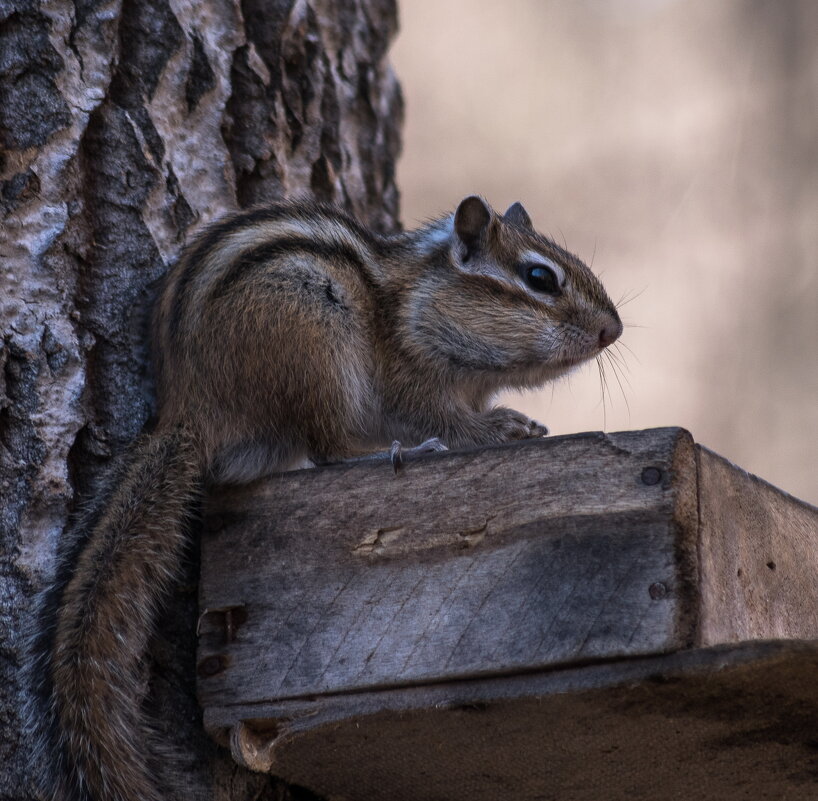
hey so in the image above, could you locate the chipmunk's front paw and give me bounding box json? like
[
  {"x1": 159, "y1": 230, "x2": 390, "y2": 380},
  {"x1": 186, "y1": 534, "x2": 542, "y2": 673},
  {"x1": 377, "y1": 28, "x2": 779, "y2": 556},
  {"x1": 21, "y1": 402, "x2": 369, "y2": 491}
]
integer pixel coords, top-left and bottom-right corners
[{"x1": 484, "y1": 407, "x2": 548, "y2": 442}]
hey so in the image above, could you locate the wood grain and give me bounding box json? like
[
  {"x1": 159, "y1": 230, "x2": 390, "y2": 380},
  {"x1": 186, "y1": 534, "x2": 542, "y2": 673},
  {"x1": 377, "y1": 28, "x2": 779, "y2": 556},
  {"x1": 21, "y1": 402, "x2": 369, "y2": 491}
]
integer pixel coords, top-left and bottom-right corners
[
  {"x1": 198, "y1": 428, "x2": 697, "y2": 706},
  {"x1": 208, "y1": 641, "x2": 818, "y2": 801},
  {"x1": 696, "y1": 445, "x2": 818, "y2": 644}
]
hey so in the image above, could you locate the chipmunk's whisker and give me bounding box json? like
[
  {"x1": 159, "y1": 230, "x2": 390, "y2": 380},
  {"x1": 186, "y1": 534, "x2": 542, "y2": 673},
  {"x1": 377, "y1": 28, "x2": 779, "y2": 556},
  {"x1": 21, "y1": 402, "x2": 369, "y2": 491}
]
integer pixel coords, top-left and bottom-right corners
[
  {"x1": 616, "y1": 286, "x2": 647, "y2": 308},
  {"x1": 604, "y1": 349, "x2": 631, "y2": 417},
  {"x1": 607, "y1": 343, "x2": 631, "y2": 376},
  {"x1": 596, "y1": 354, "x2": 608, "y2": 430},
  {"x1": 615, "y1": 339, "x2": 639, "y2": 364}
]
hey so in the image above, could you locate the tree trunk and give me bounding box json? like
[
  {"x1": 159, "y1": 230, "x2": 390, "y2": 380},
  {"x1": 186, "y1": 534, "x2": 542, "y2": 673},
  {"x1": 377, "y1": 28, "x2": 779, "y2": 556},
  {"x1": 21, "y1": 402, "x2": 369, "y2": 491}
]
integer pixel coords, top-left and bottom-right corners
[{"x1": 0, "y1": 0, "x2": 402, "y2": 797}]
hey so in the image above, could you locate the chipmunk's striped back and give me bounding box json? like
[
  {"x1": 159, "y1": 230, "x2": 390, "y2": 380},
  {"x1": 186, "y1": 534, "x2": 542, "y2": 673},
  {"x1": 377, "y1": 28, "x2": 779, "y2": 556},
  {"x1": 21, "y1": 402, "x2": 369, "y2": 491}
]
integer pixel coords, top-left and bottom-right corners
[
  {"x1": 152, "y1": 202, "x2": 394, "y2": 481},
  {"x1": 156, "y1": 203, "x2": 380, "y2": 345}
]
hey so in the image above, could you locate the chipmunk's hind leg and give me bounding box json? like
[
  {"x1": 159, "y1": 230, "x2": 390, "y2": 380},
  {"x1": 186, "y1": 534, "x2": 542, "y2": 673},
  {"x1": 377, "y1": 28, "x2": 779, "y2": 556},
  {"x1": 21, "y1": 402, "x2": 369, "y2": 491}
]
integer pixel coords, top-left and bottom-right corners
[
  {"x1": 204, "y1": 262, "x2": 377, "y2": 470},
  {"x1": 272, "y1": 269, "x2": 377, "y2": 464}
]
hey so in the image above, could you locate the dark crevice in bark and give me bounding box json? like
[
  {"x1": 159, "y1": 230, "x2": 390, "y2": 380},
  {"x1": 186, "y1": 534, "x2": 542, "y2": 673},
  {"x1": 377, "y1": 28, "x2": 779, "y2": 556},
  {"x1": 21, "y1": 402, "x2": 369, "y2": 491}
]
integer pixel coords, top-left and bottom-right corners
[
  {"x1": 66, "y1": 421, "x2": 111, "y2": 502},
  {"x1": 70, "y1": 102, "x2": 163, "y2": 495},
  {"x1": 0, "y1": 338, "x2": 46, "y2": 546},
  {"x1": 279, "y1": 3, "x2": 321, "y2": 151},
  {"x1": 223, "y1": 43, "x2": 285, "y2": 208},
  {"x1": 0, "y1": 169, "x2": 40, "y2": 215},
  {"x1": 185, "y1": 32, "x2": 216, "y2": 112},
  {"x1": 240, "y1": 0, "x2": 295, "y2": 68},
  {"x1": 0, "y1": 333, "x2": 43, "y2": 796},
  {"x1": 318, "y1": 57, "x2": 342, "y2": 174},
  {"x1": 358, "y1": 0, "x2": 399, "y2": 63},
  {"x1": 222, "y1": 0, "x2": 301, "y2": 206},
  {"x1": 0, "y1": 6, "x2": 71, "y2": 149},
  {"x1": 166, "y1": 167, "x2": 197, "y2": 238},
  {"x1": 68, "y1": 0, "x2": 122, "y2": 87},
  {"x1": 109, "y1": 0, "x2": 183, "y2": 105}
]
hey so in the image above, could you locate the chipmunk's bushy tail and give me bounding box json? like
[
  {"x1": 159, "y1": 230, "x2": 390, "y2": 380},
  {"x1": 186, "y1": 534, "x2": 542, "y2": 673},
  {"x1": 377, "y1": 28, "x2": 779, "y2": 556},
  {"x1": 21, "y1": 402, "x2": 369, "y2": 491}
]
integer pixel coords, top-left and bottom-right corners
[{"x1": 28, "y1": 427, "x2": 201, "y2": 801}]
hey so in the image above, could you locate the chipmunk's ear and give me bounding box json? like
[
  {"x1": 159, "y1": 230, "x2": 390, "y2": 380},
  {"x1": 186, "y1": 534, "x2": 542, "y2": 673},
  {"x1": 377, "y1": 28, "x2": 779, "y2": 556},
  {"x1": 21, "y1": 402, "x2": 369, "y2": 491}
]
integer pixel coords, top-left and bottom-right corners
[
  {"x1": 503, "y1": 201, "x2": 533, "y2": 231},
  {"x1": 454, "y1": 196, "x2": 492, "y2": 261}
]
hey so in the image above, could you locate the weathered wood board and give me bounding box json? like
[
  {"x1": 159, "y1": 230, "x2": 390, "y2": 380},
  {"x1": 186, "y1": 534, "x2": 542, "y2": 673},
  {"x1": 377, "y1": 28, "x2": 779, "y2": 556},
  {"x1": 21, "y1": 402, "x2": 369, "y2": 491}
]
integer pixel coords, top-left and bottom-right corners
[
  {"x1": 206, "y1": 641, "x2": 818, "y2": 801},
  {"x1": 696, "y1": 445, "x2": 818, "y2": 643},
  {"x1": 197, "y1": 427, "x2": 818, "y2": 799}
]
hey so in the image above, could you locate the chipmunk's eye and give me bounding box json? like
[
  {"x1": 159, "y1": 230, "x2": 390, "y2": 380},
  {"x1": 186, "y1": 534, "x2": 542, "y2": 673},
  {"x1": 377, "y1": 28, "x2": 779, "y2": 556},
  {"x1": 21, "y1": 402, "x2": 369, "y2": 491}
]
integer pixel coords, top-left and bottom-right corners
[{"x1": 522, "y1": 263, "x2": 561, "y2": 296}]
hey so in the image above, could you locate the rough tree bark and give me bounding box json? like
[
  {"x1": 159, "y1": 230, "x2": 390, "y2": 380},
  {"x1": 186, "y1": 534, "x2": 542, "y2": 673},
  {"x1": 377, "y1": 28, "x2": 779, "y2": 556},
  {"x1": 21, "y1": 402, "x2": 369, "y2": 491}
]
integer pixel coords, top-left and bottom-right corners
[{"x1": 0, "y1": 0, "x2": 402, "y2": 798}]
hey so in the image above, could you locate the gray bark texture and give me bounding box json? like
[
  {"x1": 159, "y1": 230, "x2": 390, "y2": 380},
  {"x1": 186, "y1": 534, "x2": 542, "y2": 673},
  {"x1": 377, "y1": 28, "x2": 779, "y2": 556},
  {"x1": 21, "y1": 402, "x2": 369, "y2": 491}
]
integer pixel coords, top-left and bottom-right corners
[{"x1": 0, "y1": 0, "x2": 402, "y2": 798}]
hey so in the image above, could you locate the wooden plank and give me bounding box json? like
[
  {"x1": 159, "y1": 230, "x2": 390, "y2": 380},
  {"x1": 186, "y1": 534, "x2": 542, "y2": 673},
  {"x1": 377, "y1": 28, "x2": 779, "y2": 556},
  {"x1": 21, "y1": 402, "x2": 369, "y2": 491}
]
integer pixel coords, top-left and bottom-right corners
[
  {"x1": 197, "y1": 427, "x2": 818, "y2": 799},
  {"x1": 197, "y1": 428, "x2": 698, "y2": 707},
  {"x1": 204, "y1": 641, "x2": 818, "y2": 801},
  {"x1": 696, "y1": 445, "x2": 818, "y2": 644}
]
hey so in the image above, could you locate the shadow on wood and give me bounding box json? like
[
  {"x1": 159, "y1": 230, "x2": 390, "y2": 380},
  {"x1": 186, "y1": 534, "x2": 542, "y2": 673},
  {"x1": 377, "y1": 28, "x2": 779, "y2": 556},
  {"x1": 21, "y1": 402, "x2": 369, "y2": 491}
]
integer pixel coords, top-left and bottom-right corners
[{"x1": 197, "y1": 427, "x2": 818, "y2": 801}]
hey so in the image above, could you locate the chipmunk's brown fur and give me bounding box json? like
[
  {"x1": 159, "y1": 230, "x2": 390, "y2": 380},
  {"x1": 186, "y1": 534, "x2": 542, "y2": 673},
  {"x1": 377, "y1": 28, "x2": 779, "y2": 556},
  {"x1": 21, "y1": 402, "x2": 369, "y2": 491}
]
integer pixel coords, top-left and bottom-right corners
[{"x1": 30, "y1": 197, "x2": 621, "y2": 801}]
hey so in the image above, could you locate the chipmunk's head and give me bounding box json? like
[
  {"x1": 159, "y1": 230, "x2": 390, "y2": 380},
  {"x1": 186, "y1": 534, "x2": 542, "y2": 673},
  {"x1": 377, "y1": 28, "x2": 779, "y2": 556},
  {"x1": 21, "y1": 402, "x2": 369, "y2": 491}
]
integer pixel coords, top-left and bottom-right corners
[{"x1": 408, "y1": 196, "x2": 622, "y2": 391}]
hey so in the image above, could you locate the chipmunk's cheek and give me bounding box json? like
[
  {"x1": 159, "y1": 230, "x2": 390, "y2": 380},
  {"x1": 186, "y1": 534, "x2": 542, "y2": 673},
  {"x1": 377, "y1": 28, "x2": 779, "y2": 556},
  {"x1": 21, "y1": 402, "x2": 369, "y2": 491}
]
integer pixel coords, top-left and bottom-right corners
[
  {"x1": 536, "y1": 326, "x2": 563, "y2": 362},
  {"x1": 543, "y1": 322, "x2": 599, "y2": 368}
]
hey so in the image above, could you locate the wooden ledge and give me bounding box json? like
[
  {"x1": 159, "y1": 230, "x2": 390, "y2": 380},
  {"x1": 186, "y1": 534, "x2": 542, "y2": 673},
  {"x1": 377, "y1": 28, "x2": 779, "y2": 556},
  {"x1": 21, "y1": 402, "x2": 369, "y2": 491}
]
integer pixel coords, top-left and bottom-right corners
[{"x1": 197, "y1": 428, "x2": 818, "y2": 800}]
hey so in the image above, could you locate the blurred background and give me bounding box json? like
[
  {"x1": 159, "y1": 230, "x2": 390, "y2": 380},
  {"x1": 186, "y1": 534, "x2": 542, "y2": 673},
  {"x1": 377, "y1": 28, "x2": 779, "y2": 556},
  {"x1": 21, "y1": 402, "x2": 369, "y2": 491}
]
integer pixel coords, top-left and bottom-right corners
[{"x1": 392, "y1": 0, "x2": 818, "y2": 504}]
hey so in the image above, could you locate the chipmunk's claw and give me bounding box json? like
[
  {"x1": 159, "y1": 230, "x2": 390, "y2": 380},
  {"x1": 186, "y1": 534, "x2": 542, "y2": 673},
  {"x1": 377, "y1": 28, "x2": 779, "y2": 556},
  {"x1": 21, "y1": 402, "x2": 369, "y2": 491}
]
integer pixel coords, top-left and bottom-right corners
[
  {"x1": 390, "y1": 440, "x2": 403, "y2": 473},
  {"x1": 390, "y1": 438, "x2": 448, "y2": 474}
]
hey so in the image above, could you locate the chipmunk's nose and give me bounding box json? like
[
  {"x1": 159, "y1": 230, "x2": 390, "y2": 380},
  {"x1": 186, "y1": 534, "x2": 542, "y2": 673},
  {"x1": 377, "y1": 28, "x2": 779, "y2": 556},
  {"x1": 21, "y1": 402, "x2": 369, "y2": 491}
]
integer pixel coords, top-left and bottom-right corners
[{"x1": 598, "y1": 317, "x2": 623, "y2": 349}]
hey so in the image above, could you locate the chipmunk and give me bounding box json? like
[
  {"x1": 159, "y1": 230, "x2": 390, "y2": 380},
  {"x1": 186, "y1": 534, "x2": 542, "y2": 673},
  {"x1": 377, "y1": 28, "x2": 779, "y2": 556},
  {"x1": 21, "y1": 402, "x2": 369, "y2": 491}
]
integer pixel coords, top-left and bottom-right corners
[{"x1": 30, "y1": 196, "x2": 622, "y2": 801}]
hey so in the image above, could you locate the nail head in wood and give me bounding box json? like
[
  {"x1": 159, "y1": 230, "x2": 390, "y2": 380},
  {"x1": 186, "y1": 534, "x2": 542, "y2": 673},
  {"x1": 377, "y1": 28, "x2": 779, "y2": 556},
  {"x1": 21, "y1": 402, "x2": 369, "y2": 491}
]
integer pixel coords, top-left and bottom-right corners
[
  {"x1": 649, "y1": 582, "x2": 668, "y2": 600},
  {"x1": 641, "y1": 466, "x2": 662, "y2": 485},
  {"x1": 197, "y1": 654, "x2": 228, "y2": 678}
]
